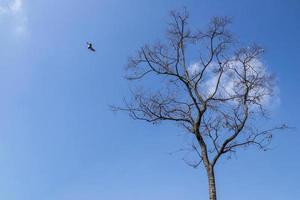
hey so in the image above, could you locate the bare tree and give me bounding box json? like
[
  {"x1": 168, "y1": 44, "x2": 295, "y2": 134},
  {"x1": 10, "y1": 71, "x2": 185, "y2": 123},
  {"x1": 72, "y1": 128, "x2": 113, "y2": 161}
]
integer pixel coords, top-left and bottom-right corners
[{"x1": 113, "y1": 9, "x2": 286, "y2": 200}]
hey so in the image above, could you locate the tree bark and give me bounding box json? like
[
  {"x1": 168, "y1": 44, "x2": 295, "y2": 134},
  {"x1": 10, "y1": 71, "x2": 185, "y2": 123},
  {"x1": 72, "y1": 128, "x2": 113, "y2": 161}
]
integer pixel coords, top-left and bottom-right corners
[{"x1": 207, "y1": 166, "x2": 217, "y2": 200}]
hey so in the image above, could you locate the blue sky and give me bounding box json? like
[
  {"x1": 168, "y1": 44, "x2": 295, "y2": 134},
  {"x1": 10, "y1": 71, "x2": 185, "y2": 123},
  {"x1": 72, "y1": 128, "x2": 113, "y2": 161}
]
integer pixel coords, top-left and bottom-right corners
[{"x1": 0, "y1": 0, "x2": 299, "y2": 199}]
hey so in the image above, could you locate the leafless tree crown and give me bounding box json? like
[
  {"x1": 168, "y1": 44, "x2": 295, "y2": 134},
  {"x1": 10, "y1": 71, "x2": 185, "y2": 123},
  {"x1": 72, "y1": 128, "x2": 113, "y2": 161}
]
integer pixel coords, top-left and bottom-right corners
[{"x1": 115, "y1": 9, "x2": 286, "y2": 168}]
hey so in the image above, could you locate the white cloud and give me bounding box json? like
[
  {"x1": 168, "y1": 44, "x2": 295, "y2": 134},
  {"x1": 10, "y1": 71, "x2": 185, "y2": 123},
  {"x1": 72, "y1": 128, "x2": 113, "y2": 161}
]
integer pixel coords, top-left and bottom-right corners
[
  {"x1": 0, "y1": 0, "x2": 23, "y2": 13},
  {"x1": 0, "y1": 0, "x2": 27, "y2": 34},
  {"x1": 10, "y1": 0, "x2": 22, "y2": 13},
  {"x1": 188, "y1": 62, "x2": 201, "y2": 75},
  {"x1": 188, "y1": 61, "x2": 218, "y2": 76},
  {"x1": 189, "y1": 59, "x2": 280, "y2": 110}
]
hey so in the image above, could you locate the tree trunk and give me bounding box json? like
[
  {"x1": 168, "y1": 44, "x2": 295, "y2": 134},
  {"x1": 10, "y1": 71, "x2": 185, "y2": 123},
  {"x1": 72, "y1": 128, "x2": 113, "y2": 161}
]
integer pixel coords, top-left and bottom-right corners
[{"x1": 207, "y1": 166, "x2": 217, "y2": 200}]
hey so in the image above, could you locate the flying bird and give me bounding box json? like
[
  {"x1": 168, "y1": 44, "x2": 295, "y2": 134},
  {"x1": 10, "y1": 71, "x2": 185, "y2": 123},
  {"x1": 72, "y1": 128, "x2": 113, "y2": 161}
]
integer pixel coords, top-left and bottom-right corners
[{"x1": 87, "y1": 42, "x2": 96, "y2": 52}]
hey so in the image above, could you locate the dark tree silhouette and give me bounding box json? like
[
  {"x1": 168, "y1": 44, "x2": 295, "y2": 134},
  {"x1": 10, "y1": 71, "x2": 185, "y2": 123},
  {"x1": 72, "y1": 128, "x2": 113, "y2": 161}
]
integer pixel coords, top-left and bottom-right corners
[{"x1": 114, "y1": 9, "x2": 286, "y2": 200}]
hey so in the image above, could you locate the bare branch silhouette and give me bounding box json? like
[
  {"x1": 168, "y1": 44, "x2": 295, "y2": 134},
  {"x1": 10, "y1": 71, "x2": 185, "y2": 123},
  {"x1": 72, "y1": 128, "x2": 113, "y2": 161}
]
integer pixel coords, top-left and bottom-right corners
[{"x1": 113, "y1": 9, "x2": 287, "y2": 200}]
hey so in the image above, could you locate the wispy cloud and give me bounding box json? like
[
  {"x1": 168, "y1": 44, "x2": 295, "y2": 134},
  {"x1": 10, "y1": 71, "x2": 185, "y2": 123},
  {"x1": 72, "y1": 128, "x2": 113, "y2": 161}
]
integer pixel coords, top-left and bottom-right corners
[
  {"x1": 0, "y1": 0, "x2": 27, "y2": 34},
  {"x1": 10, "y1": 0, "x2": 23, "y2": 13},
  {"x1": 188, "y1": 59, "x2": 280, "y2": 110}
]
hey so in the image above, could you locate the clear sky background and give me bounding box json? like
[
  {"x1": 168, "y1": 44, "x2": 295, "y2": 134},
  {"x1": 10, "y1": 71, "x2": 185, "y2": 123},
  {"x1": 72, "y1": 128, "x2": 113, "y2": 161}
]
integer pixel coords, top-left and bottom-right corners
[{"x1": 0, "y1": 0, "x2": 299, "y2": 199}]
